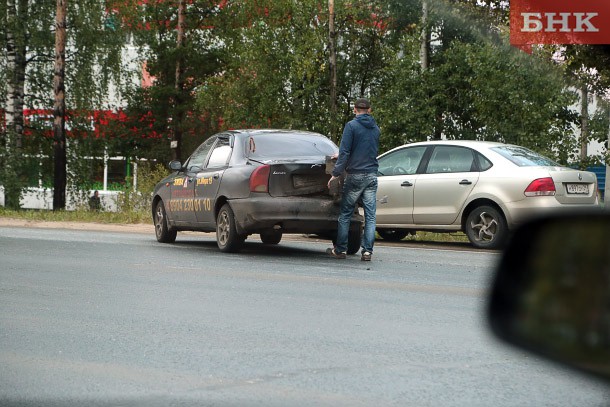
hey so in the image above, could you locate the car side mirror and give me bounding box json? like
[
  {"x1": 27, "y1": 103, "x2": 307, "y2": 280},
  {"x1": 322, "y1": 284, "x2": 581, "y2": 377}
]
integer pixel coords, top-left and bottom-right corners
[
  {"x1": 488, "y1": 211, "x2": 610, "y2": 383},
  {"x1": 169, "y1": 160, "x2": 183, "y2": 171}
]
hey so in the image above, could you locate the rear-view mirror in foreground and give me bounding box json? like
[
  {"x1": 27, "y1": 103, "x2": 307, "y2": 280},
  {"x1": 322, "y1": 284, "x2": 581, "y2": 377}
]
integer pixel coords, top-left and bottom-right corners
[{"x1": 488, "y1": 211, "x2": 610, "y2": 382}]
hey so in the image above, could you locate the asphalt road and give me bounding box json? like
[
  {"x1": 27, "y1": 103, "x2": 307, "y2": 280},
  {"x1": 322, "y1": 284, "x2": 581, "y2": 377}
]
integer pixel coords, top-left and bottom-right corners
[{"x1": 0, "y1": 226, "x2": 608, "y2": 406}]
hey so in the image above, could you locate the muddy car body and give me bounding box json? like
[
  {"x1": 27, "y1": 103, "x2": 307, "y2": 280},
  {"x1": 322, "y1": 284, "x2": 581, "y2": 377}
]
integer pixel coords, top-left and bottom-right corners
[{"x1": 151, "y1": 129, "x2": 363, "y2": 253}]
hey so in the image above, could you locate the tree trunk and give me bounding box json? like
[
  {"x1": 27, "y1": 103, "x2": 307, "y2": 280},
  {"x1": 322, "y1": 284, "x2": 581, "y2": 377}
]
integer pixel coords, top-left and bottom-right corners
[
  {"x1": 328, "y1": 0, "x2": 338, "y2": 143},
  {"x1": 3, "y1": 0, "x2": 28, "y2": 209},
  {"x1": 53, "y1": 0, "x2": 67, "y2": 210},
  {"x1": 172, "y1": 0, "x2": 186, "y2": 162},
  {"x1": 420, "y1": 0, "x2": 429, "y2": 71}
]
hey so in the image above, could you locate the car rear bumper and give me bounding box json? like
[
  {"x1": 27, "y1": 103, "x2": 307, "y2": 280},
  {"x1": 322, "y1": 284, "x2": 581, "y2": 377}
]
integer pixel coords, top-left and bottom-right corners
[
  {"x1": 503, "y1": 197, "x2": 601, "y2": 228},
  {"x1": 230, "y1": 195, "x2": 363, "y2": 234}
]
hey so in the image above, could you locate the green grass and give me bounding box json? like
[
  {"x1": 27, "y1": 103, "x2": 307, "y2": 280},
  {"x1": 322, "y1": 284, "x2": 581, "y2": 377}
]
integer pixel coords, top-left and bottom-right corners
[
  {"x1": 394, "y1": 231, "x2": 470, "y2": 243},
  {"x1": 0, "y1": 207, "x2": 152, "y2": 224}
]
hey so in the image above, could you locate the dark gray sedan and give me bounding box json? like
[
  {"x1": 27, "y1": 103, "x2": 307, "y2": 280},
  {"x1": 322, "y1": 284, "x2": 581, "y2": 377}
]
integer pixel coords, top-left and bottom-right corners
[{"x1": 152, "y1": 129, "x2": 363, "y2": 253}]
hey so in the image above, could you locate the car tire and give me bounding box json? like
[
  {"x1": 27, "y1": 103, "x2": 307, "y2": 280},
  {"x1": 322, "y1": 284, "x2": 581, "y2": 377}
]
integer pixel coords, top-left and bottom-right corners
[
  {"x1": 377, "y1": 229, "x2": 409, "y2": 242},
  {"x1": 347, "y1": 227, "x2": 362, "y2": 255},
  {"x1": 260, "y1": 230, "x2": 282, "y2": 245},
  {"x1": 465, "y1": 205, "x2": 508, "y2": 250},
  {"x1": 216, "y1": 203, "x2": 245, "y2": 252},
  {"x1": 154, "y1": 200, "x2": 177, "y2": 243}
]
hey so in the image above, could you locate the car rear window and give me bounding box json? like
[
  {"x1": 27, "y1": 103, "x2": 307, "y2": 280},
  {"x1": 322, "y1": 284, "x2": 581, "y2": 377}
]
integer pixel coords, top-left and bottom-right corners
[
  {"x1": 246, "y1": 133, "x2": 337, "y2": 159},
  {"x1": 491, "y1": 146, "x2": 558, "y2": 167}
]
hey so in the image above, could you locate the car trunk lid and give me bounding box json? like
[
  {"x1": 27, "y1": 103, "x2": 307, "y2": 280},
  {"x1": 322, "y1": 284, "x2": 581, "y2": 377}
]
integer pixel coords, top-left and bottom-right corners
[
  {"x1": 548, "y1": 167, "x2": 599, "y2": 204},
  {"x1": 261, "y1": 159, "x2": 331, "y2": 197}
]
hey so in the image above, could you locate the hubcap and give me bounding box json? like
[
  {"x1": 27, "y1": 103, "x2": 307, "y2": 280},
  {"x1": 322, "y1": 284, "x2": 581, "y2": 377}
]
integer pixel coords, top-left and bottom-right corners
[
  {"x1": 217, "y1": 211, "x2": 230, "y2": 246},
  {"x1": 470, "y1": 212, "x2": 498, "y2": 242},
  {"x1": 155, "y1": 205, "x2": 164, "y2": 237}
]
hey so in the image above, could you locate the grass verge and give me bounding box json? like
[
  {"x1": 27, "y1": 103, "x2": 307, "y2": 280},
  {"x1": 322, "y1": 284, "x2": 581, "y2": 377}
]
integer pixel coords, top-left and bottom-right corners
[
  {"x1": 0, "y1": 207, "x2": 151, "y2": 225},
  {"x1": 0, "y1": 207, "x2": 468, "y2": 243}
]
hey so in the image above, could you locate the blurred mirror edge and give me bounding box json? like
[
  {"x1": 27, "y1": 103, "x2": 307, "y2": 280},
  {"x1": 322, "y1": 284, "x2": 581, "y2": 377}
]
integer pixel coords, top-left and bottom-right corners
[{"x1": 488, "y1": 209, "x2": 610, "y2": 383}]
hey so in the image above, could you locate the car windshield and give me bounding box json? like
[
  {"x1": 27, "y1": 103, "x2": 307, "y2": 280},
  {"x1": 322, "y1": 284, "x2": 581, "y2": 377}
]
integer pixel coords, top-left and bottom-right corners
[
  {"x1": 492, "y1": 146, "x2": 559, "y2": 167},
  {"x1": 245, "y1": 133, "x2": 338, "y2": 159}
]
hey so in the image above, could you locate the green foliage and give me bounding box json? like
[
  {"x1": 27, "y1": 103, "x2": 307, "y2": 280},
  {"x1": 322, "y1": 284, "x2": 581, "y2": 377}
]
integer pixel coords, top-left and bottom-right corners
[
  {"x1": 375, "y1": 38, "x2": 580, "y2": 160},
  {"x1": 110, "y1": 161, "x2": 169, "y2": 219},
  {"x1": 196, "y1": 0, "x2": 401, "y2": 143},
  {"x1": 66, "y1": 0, "x2": 127, "y2": 110},
  {"x1": 1, "y1": 0, "x2": 134, "y2": 209},
  {"x1": 1, "y1": 0, "x2": 608, "y2": 193},
  {"x1": 588, "y1": 99, "x2": 610, "y2": 166},
  {"x1": 198, "y1": 0, "x2": 332, "y2": 135},
  {"x1": 114, "y1": 0, "x2": 226, "y2": 160},
  {"x1": 0, "y1": 152, "x2": 23, "y2": 210}
]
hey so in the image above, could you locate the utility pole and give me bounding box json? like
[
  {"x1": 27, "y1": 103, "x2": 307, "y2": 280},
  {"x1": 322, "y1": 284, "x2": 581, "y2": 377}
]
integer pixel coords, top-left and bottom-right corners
[
  {"x1": 328, "y1": 0, "x2": 338, "y2": 143},
  {"x1": 580, "y1": 85, "x2": 589, "y2": 167},
  {"x1": 53, "y1": 0, "x2": 67, "y2": 210},
  {"x1": 171, "y1": 0, "x2": 185, "y2": 162}
]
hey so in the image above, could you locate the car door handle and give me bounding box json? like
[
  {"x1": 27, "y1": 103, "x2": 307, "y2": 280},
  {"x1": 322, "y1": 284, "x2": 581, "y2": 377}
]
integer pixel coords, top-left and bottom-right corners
[
  {"x1": 401, "y1": 181, "x2": 413, "y2": 187},
  {"x1": 213, "y1": 173, "x2": 219, "y2": 179},
  {"x1": 459, "y1": 179, "x2": 472, "y2": 185}
]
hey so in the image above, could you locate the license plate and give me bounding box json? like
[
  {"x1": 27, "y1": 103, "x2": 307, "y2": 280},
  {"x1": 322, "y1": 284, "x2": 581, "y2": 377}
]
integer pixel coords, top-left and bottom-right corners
[
  {"x1": 293, "y1": 175, "x2": 322, "y2": 188},
  {"x1": 566, "y1": 183, "x2": 589, "y2": 194}
]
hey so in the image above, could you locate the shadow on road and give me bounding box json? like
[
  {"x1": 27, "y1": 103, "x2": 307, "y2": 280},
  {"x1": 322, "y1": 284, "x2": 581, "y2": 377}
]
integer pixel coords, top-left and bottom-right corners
[{"x1": 167, "y1": 232, "x2": 492, "y2": 256}]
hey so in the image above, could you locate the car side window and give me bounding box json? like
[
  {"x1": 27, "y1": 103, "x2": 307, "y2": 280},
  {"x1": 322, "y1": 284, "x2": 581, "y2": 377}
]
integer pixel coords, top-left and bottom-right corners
[
  {"x1": 476, "y1": 152, "x2": 493, "y2": 171},
  {"x1": 186, "y1": 137, "x2": 216, "y2": 171},
  {"x1": 378, "y1": 146, "x2": 426, "y2": 176},
  {"x1": 206, "y1": 138, "x2": 232, "y2": 168},
  {"x1": 426, "y1": 146, "x2": 475, "y2": 174}
]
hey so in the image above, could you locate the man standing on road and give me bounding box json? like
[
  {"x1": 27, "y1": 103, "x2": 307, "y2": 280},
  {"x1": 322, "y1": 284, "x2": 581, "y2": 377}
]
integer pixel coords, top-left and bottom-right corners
[{"x1": 327, "y1": 98, "x2": 380, "y2": 261}]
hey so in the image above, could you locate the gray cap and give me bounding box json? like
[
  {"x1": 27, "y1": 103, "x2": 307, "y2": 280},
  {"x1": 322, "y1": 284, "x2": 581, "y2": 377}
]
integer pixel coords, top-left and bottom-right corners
[{"x1": 354, "y1": 98, "x2": 371, "y2": 109}]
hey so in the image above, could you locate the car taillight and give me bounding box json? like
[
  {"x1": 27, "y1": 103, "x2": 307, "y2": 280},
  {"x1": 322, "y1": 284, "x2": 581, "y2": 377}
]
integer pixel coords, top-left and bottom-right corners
[
  {"x1": 524, "y1": 177, "x2": 556, "y2": 197},
  {"x1": 250, "y1": 165, "x2": 270, "y2": 193}
]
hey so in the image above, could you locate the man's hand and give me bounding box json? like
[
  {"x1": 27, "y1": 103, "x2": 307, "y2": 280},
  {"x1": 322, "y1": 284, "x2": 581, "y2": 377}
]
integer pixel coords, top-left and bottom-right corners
[{"x1": 327, "y1": 175, "x2": 338, "y2": 189}]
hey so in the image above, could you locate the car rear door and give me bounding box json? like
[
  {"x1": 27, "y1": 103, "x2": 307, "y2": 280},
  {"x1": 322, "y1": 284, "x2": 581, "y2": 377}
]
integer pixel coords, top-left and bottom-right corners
[
  {"x1": 413, "y1": 146, "x2": 480, "y2": 225},
  {"x1": 194, "y1": 136, "x2": 232, "y2": 225},
  {"x1": 376, "y1": 146, "x2": 427, "y2": 225}
]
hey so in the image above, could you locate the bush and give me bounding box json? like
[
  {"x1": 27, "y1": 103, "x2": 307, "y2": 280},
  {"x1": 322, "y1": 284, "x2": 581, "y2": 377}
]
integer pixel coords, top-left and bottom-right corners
[{"x1": 111, "y1": 162, "x2": 170, "y2": 220}]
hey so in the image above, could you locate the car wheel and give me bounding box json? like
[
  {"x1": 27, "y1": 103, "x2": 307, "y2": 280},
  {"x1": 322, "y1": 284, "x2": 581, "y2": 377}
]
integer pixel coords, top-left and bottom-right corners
[
  {"x1": 347, "y1": 227, "x2": 362, "y2": 255},
  {"x1": 465, "y1": 205, "x2": 508, "y2": 250},
  {"x1": 154, "y1": 200, "x2": 177, "y2": 243},
  {"x1": 377, "y1": 229, "x2": 409, "y2": 242},
  {"x1": 216, "y1": 203, "x2": 245, "y2": 252},
  {"x1": 260, "y1": 230, "x2": 282, "y2": 245}
]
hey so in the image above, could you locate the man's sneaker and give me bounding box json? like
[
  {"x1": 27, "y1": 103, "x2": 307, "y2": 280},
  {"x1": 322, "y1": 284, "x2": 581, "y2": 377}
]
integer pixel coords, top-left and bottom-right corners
[
  {"x1": 326, "y1": 248, "x2": 347, "y2": 259},
  {"x1": 361, "y1": 251, "x2": 372, "y2": 261}
]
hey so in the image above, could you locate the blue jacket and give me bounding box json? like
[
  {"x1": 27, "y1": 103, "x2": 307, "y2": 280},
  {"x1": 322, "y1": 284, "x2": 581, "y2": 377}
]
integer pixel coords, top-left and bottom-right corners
[{"x1": 332, "y1": 114, "x2": 380, "y2": 177}]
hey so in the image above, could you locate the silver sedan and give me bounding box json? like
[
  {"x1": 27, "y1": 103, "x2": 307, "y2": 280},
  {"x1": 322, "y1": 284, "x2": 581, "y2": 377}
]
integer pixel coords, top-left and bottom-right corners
[{"x1": 375, "y1": 140, "x2": 600, "y2": 249}]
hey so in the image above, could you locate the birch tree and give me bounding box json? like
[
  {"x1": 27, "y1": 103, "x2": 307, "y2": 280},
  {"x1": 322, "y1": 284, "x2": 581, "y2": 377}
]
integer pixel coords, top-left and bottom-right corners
[
  {"x1": 1, "y1": 0, "x2": 130, "y2": 209},
  {"x1": 2, "y1": 0, "x2": 28, "y2": 209}
]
